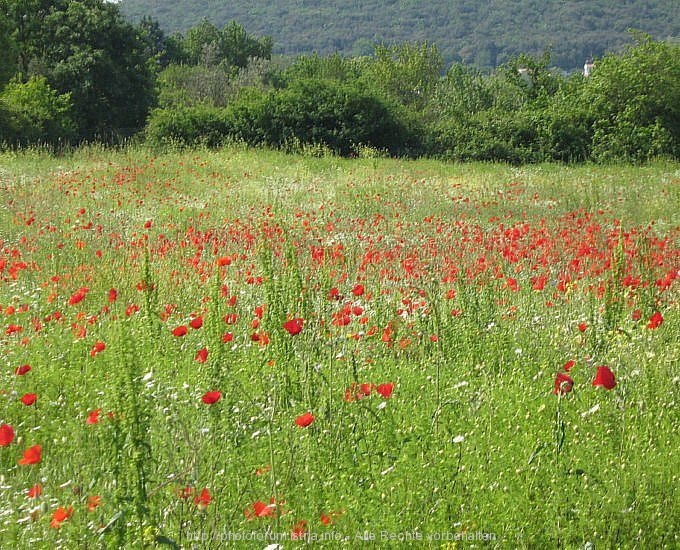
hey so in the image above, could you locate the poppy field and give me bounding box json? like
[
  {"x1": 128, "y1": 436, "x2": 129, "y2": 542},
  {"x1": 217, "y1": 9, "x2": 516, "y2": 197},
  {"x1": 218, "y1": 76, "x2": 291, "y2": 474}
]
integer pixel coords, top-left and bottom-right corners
[{"x1": 0, "y1": 146, "x2": 678, "y2": 548}]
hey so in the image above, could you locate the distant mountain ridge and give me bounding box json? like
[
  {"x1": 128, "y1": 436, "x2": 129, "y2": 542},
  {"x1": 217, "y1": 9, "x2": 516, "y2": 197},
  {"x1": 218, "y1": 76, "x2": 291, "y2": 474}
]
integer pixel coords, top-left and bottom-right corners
[{"x1": 120, "y1": 0, "x2": 680, "y2": 70}]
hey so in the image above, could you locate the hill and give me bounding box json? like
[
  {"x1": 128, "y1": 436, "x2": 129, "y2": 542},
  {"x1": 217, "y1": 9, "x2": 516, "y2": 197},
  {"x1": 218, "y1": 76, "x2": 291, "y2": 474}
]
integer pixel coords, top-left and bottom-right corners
[{"x1": 119, "y1": 0, "x2": 680, "y2": 70}]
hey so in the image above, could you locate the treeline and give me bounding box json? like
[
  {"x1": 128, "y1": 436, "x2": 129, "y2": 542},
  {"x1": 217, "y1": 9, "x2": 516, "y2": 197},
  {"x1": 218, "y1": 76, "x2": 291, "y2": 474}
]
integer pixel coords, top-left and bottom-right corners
[
  {"x1": 119, "y1": 0, "x2": 680, "y2": 71},
  {"x1": 2, "y1": 0, "x2": 680, "y2": 163}
]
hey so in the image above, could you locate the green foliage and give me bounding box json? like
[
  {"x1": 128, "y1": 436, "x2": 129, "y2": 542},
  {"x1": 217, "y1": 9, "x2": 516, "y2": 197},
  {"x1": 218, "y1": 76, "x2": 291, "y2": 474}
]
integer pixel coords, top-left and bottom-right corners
[
  {"x1": 119, "y1": 0, "x2": 680, "y2": 71},
  {"x1": 362, "y1": 42, "x2": 443, "y2": 111},
  {"x1": 1, "y1": 0, "x2": 156, "y2": 141},
  {"x1": 582, "y1": 35, "x2": 680, "y2": 162},
  {"x1": 167, "y1": 18, "x2": 272, "y2": 68},
  {"x1": 145, "y1": 104, "x2": 234, "y2": 148},
  {"x1": 147, "y1": 78, "x2": 415, "y2": 156},
  {"x1": 0, "y1": 75, "x2": 75, "y2": 145},
  {"x1": 0, "y1": 12, "x2": 18, "y2": 86}
]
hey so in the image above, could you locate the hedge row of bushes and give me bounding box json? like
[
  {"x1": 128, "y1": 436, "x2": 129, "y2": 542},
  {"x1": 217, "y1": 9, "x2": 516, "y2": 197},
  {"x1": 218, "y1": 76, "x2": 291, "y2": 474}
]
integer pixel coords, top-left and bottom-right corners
[{"x1": 146, "y1": 37, "x2": 680, "y2": 163}]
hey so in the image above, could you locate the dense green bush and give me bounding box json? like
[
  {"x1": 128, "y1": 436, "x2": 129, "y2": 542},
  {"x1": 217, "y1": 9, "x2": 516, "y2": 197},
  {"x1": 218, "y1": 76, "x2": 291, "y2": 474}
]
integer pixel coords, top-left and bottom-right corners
[
  {"x1": 0, "y1": 76, "x2": 75, "y2": 146},
  {"x1": 147, "y1": 78, "x2": 416, "y2": 156},
  {"x1": 581, "y1": 36, "x2": 680, "y2": 161}
]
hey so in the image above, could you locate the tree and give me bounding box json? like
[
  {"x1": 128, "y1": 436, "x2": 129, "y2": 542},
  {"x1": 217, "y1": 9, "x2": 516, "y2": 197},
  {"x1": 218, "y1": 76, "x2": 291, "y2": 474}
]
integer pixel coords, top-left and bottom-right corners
[
  {"x1": 582, "y1": 34, "x2": 680, "y2": 161},
  {"x1": 362, "y1": 42, "x2": 443, "y2": 111},
  {"x1": 168, "y1": 19, "x2": 272, "y2": 69},
  {"x1": 0, "y1": 12, "x2": 18, "y2": 86},
  {"x1": 1, "y1": 75, "x2": 75, "y2": 144},
  {"x1": 1, "y1": 0, "x2": 156, "y2": 140}
]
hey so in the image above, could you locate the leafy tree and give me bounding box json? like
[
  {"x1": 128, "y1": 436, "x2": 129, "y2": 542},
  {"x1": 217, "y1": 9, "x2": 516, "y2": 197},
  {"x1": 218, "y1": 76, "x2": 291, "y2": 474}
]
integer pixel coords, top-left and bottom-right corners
[
  {"x1": 1, "y1": 0, "x2": 156, "y2": 140},
  {"x1": 0, "y1": 75, "x2": 75, "y2": 145},
  {"x1": 582, "y1": 34, "x2": 680, "y2": 161},
  {"x1": 362, "y1": 42, "x2": 443, "y2": 111},
  {"x1": 0, "y1": 12, "x2": 18, "y2": 86},
  {"x1": 168, "y1": 19, "x2": 272, "y2": 69}
]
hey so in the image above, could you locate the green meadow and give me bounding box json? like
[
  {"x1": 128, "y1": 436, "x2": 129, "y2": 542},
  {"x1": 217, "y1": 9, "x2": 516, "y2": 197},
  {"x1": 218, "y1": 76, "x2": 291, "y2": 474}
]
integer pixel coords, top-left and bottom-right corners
[{"x1": 0, "y1": 146, "x2": 678, "y2": 548}]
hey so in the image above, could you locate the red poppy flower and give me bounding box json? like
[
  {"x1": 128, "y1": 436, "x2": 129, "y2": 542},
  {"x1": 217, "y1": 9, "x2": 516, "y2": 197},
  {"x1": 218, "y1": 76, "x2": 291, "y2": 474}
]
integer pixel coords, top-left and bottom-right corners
[
  {"x1": 195, "y1": 347, "x2": 208, "y2": 363},
  {"x1": 68, "y1": 287, "x2": 89, "y2": 306},
  {"x1": 592, "y1": 366, "x2": 616, "y2": 390},
  {"x1": 87, "y1": 495, "x2": 101, "y2": 512},
  {"x1": 178, "y1": 486, "x2": 193, "y2": 500},
  {"x1": 172, "y1": 325, "x2": 188, "y2": 337},
  {"x1": 254, "y1": 305, "x2": 264, "y2": 319},
  {"x1": 108, "y1": 288, "x2": 118, "y2": 303},
  {"x1": 194, "y1": 488, "x2": 211, "y2": 510},
  {"x1": 328, "y1": 287, "x2": 342, "y2": 301},
  {"x1": 577, "y1": 322, "x2": 588, "y2": 333},
  {"x1": 189, "y1": 316, "x2": 203, "y2": 329},
  {"x1": 553, "y1": 372, "x2": 574, "y2": 395},
  {"x1": 6, "y1": 323, "x2": 23, "y2": 335},
  {"x1": 295, "y1": 412, "x2": 314, "y2": 428},
  {"x1": 50, "y1": 506, "x2": 73, "y2": 529},
  {"x1": 292, "y1": 519, "x2": 308, "y2": 540},
  {"x1": 222, "y1": 332, "x2": 233, "y2": 343},
  {"x1": 90, "y1": 341, "x2": 106, "y2": 357},
  {"x1": 15, "y1": 364, "x2": 31, "y2": 375},
  {"x1": 0, "y1": 423, "x2": 15, "y2": 446},
  {"x1": 201, "y1": 390, "x2": 221, "y2": 405},
  {"x1": 28, "y1": 483, "x2": 42, "y2": 499},
  {"x1": 563, "y1": 360, "x2": 576, "y2": 372},
  {"x1": 647, "y1": 311, "x2": 663, "y2": 329},
  {"x1": 21, "y1": 393, "x2": 37, "y2": 406},
  {"x1": 244, "y1": 499, "x2": 280, "y2": 519},
  {"x1": 283, "y1": 318, "x2": 304, "y2": 336},
  {"x1": 86, "y1": 408, "x2": 102, "y2": 425},
  {"x1": 18, "y1": 444, "x2": 41, "y2": 465},
  {"x1": 216, "y1": 256, "x2": 231, "y2": 267},
  {"x1": 125, "y1": 304, "x2": 140, "y2": 316},
  {"x1": 352, "y1": 284, "x2": 365, "y2": 296},
  {"x1": 376, "y1": 383, "x2": 394, "y2": 399}
]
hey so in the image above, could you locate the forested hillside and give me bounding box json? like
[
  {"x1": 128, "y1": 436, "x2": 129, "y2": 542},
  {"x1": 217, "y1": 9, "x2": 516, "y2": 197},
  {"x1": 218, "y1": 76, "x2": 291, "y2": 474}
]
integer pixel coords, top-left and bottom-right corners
[{"x1": 119, "y1": 0, "x2": 680, "y2": 70}]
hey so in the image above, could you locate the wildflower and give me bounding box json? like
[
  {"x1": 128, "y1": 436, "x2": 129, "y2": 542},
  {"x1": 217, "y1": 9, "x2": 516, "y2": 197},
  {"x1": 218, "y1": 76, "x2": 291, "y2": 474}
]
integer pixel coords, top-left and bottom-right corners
[
  {"x1": 376, "y1": 383, "x2": 394, "y2": 399},
  {"x1": 244, "y1": 499, "x2": 281, "y2": 519},
  {"x1": 86, "y1": 409, "x2": 102, "y2": 425},
  {"x1": 15, "y1": 364, "x2": 31, "y2": 375},
  {"x1": 291, "y1": 520, "x2": 308, "y2": 540},
  {"x1": 631, "y1": 309, "x2": 642, "y2": 321},
  {"x1": 352, "y1": 283, "x2": 365, "y2": 296},
  {"x1": 21, "y1": 393, "x2": 37, "y2": 406},
  {"x1": 28, "y1": 484, "x2": 42, "y2": 499},
  {"x1": 201, "y1": 391, "x2": 221, "y2": 405},
  {"x1": 553, "y1": 372, "x2": 574, "y2": 395},
  {"x1": 194, "y1": 488, "x2": 211, "y2": 510},
  {"x1": 50, "y1": 506, "x2": 73, "y2": 529},
  {"x1": 195, "y1": 347, "x2": 208, "y2": 363},
  {"x1": 592, "y1": 366, "x2": 616, "y2": 390},
  {"x1": 578, "y1": 322, "x2": 588, "y2": 333},
  {"x1": 108, "y1": 288, "x2": 118, "y2": 303},
  {"x1": 0, "y1": 423, "x2": 15, "y2": 446},
  {"x1": 283, "y1": 318, "x2": 304, "y2": 336},
  {"x1": 19, "y1": 444, "x2": 41, "y2": 465},
  {"x1": 87, "y1": 495, "x2": 101, "y2": 512},
  {"x1": 647, "y1": 311, "x2": 663, "y2": 329},
  {"x1": 90, "y1": 341, "x2": 106, "y2": 357},
  {"x1": 172, "y1": 325, "x2": 188, "y2": 337},
  {"x1": 178, "y1": 486, "x2": 193, "y2": 500},
  {"x1": 563, "y1": 360, "x2": 576, "y2": 372},
  {"x1": 295, "y1": 412, "x2": 314, "y2": 428},
  {"x1": 68, "y1": 287, "x2": 89, "y2": 306},
  {"x1": 189, "y1": 316, "x2": 203, "y2": 330}
]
